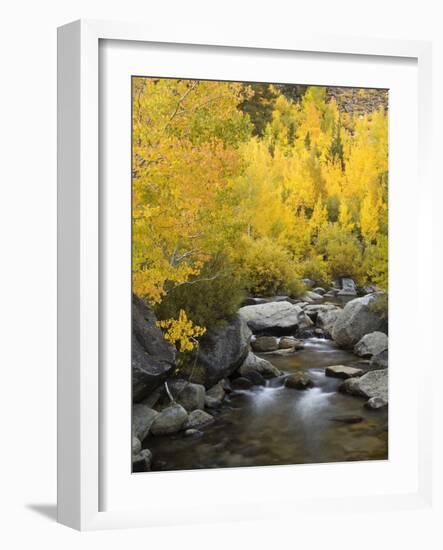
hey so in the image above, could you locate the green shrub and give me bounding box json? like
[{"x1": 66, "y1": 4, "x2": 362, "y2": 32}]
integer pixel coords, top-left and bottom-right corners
[
  {"x1": 363, "y1": 235, "x2": 388, "y2": 290},
  {"x1": 315, "y1": 223, "x2": 365, "y2": 285},
  {"x1": 155, "y1": 255, "x2": 245, "y2": 330},
  {"x1": 368, "y1": 292, "x2": 388, "y2": 321},
  {"x1": 234, "y1": 236, "x2": 304, "y2": 297},
  {"x1": 300, "y1": 254, "x2": 330, "y2": 286}
]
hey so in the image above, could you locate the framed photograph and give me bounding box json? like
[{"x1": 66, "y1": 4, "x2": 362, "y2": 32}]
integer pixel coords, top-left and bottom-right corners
[{"x1": 57, "y1": 19, "x2": 433, "y2": 530}]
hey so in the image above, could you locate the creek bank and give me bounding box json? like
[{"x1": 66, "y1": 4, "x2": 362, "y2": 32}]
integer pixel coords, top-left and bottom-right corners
[{"x1": 132, "y1": 282, "x2": 388, "y2": 471}]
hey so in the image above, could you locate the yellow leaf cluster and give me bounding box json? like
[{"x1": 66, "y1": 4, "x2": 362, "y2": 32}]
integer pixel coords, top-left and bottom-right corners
[{"x1": 157, "y1": 310, "x2": 206, "y2": 353}]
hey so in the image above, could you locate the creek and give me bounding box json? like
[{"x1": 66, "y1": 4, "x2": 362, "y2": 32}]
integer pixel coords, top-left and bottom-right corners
[{"x1": 146, "y1": 337, "x2": 388, "y2": 471}]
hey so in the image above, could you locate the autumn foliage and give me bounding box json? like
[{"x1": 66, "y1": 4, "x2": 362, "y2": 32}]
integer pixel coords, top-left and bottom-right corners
[{"x1": 132, "y1": 78, "x2": 388, "y2": 348}]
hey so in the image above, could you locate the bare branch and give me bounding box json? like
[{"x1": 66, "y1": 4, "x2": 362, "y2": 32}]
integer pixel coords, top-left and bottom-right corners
[
  {"x1": 170, "y1": 273, "x2": 221, "y2": 291},
  {"x1": 163, "y1": 81, "x2": 199, "y2": 131}
]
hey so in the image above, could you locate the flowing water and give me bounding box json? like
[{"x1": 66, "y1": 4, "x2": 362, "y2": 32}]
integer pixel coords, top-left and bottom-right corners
[{"x1": 145, "y1": 338, "x2": 388, "y2": 471}]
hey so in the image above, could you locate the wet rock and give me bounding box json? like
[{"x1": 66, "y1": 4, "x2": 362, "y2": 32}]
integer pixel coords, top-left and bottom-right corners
[
  {"x1": 285, "y1": 372, "x2": 314, "y2": 390},
  {"x1": 231, "y1": 377, "x2": 254, "y2": 390},
  {"x1": 239, "y1": 352, "x2": 281, "y2": 378},
  {"x1": 325, "y1": 365, "x2": 364, "y2": 379},
  {"x1": 338, "y1": 377, "x2": 362, "y2": 395},
  {"x1": 167, "y1": 379, "x2": 206, "y2": 411},
  {"x1": 132, "y1": 404, "x2": 159, "y2": 442},
  {"x1": 132, "y1": 294, "x2": 177, "y2": 401},
  {"x1": 243, "y1": 370, "x2": 266, "y2": 386},
  {"x1": 238, "y1": 301, "x2": 313, "y2": 335},
  {"x1": 132, "y1": 449, "x2": 153, "y2": 472},
  {"x1": 279, "y1": 336, "x2": 304, "y2": 350},
  {"x1": 150, "y1": 403, "x2": 188, "y2": 435},
  {"x1": 197, "y1": 314, "x2": 251, "y2": 387},
  {"x1": 370, "y1": 349, "x2": 388, "y2": 370},
  {"x1": 330, "y1": 415, "x2": 363, "y2": 424},
  {"x1": 332, "y1": 294, "x2": 387, "y2": 348},
  {"x1": 337, "y1": 277, "x2": 357, "y2": 296},
  {"x1": 365, "y1": 397, "x2": 388, "y2": 410},
  {"x1": 313, "y1": 287, "x2": 326, "y2": 295},
  {"x1": 340, "y1": 369, "x2": 388, "y2": 401},
  {"x1": 303, "y1": 290, "x2": 323, "y2": 301},
  {"x1": 183, "y1": 409, "x2": 214, "y2": 430},
  {"x1": 204, "y1": 381, "x2": 225, "y2": 408},
  {"x1": 304, "y1": 303, "x2": 338, "y2": 323},
  {"x1": 354, "y1": 331, "x2": 388, "y2": 358},
  {"x1": 251, "y1": 336, "x2": 279, "y2": 352}
]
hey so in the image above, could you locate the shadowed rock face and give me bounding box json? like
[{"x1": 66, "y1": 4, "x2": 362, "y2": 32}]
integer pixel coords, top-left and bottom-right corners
[
  {"x1": 332, "y1": 294, "x2": 386, "y2": 348},
  {"x1": 197, "y1": 315, "x2": 252, "y2": 388},
  {"x1": 132, "y1": 294, "x2": 176, "y2": 402}
]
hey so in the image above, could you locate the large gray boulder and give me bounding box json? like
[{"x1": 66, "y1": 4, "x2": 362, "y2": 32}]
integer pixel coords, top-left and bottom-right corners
[
  {"x1": 197, "y1": 315, "x2": 251, "y2": 388},
  {"x1": 354, "y1": 331, "x2": 388, "y2": 358},
  {"x1": 166, "y1": 379, "x2": 205, "y2": 412},
  {"x1": 332, "y1": 294, "x2": 386, "y2": 348},
  {"x1": 251, "y1": 336, "x2": 279, "y2": 352},
  {"x1": 238, "y1": 301, "x2": 313, "y2": 335},
  {"x1": 340, "y1": 369, "x2": 388, "y2": 401},
  {"x1": 338, "y1": 277, "x2": 357, "y2": 296},
  {"x1": 150, "y1": 403, "x2": 188, "y2": 435},
  {"x1": 304, "y1": 303, "x2": 339, "y2": 323},
  {"x1": 316, "y1": 308, "x2": 342, "y2": 338},
  {"x1": 370, "y1": 349, "x2": 389, "y2": 370},
  {"x1": 132, "y1": 294, "x2": 176, "y2": 401},
  {"x1": 239, "y1": 352, "x2": 281, "y2": 379},
  {"x1": 132, "y1": 404, "x2": 159, "y2": 441}
]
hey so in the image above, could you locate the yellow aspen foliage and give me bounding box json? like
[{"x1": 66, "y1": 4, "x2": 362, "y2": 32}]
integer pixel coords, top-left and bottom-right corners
[
  {"x1": 309, "y1": 198, "x2": 328, "y2": 240},
  {"x1": 133, "y1": 78, "x2": 388, "y2": 342},
  {"x1": 157, "y1": 310, "x2": 206, "y2": 353},
  {"x1": 360, "y1": 192, "x2": 382, "y2": 243},
  {"x1": 338, "y1": 200, "x2": 355, "y2": 232}
]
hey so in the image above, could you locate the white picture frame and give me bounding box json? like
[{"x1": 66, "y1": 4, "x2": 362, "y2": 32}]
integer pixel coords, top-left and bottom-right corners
[{"x1": 57, "y1": 19, "x2": 433, "y2": 531}]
